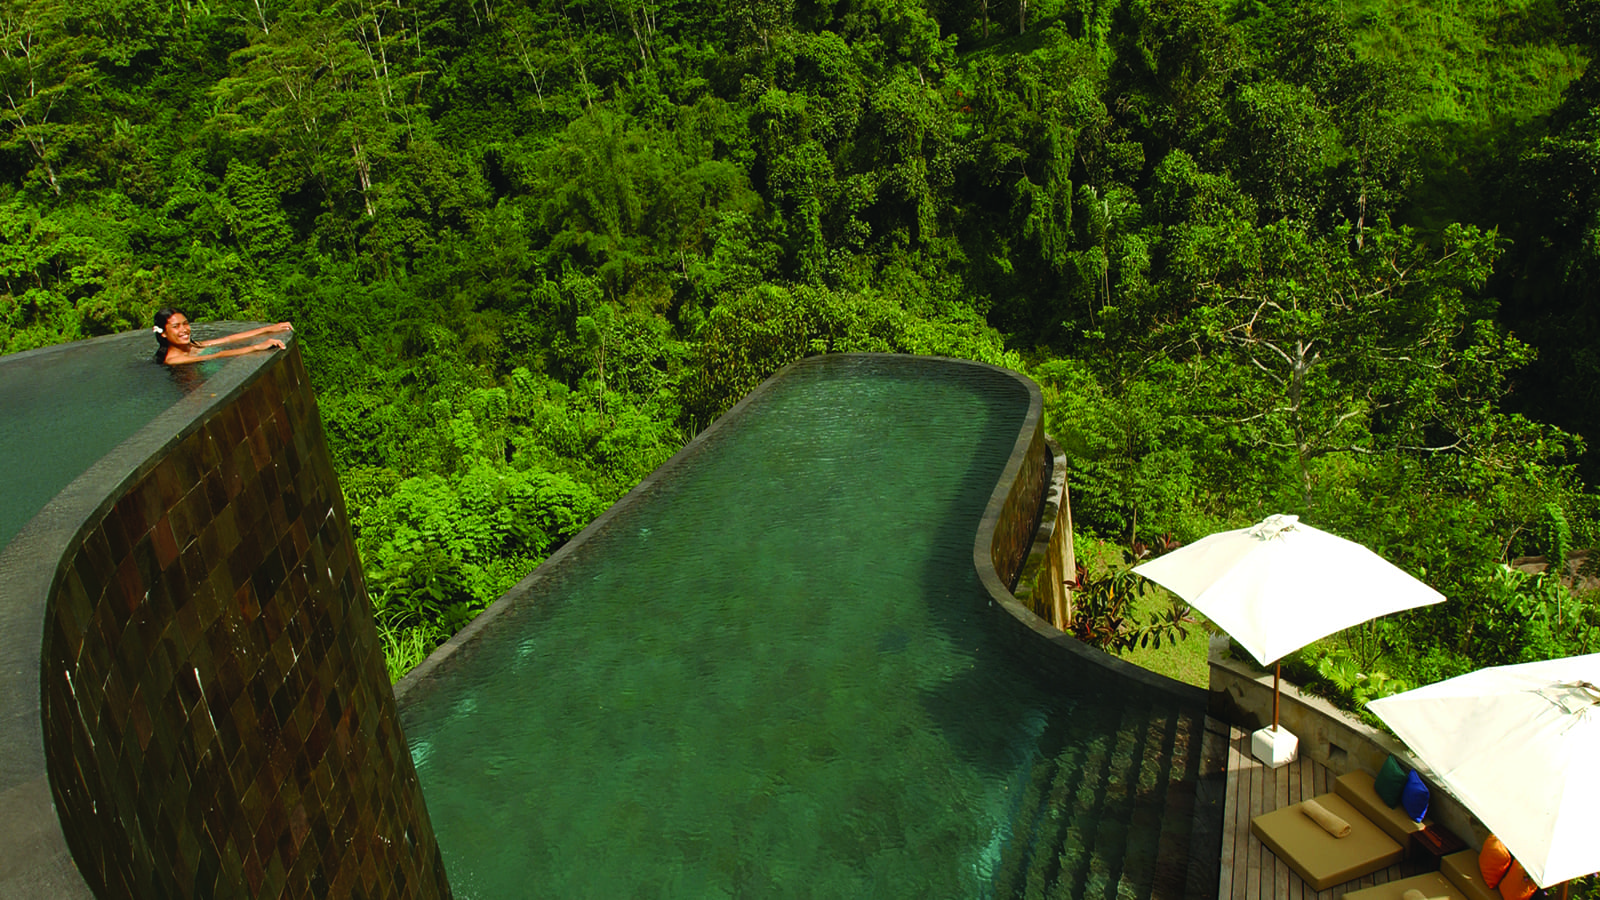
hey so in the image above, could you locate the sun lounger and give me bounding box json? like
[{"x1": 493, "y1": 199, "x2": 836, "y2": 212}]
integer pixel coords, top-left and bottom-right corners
[
  {"x1": 1341, "y1": 849, "x2": 1501, "y2": 900},
  {"x1": 1342, "y1": 872, "x2": 1469, "y2": 900},
  {"x1": 1439, "y1": 849, "x2": 1503, "y2": 900},
  {"x1": 1250, "y1": 793, "x2": 1406, "y2": 891}
]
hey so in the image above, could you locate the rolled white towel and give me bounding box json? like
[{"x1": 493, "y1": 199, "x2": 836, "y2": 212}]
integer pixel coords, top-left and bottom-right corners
[{"x1": 1300, "y1": 798, "x2": 1351, "y2": 838}]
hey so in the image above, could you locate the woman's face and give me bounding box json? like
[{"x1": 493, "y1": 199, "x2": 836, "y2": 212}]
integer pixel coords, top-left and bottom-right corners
[{"x1": 163, "y1": 313, "x2": 192, "y2": 345}]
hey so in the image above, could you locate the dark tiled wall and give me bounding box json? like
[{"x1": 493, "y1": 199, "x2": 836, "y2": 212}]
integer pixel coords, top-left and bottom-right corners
[{"x1": 41, "y1": 346, "x2": 451, "y2": 899}]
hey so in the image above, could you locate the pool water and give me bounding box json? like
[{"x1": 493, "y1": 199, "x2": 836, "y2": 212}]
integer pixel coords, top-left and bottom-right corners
[
  {"x1": 400, "y1": 356, "x2": 1203, "y2": 899},
  {"x1": 0, "y1": 330, "x2": 230, "y2": 550}
]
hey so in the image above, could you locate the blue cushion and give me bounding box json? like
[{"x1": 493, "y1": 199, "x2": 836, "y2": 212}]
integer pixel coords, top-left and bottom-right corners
[
  {"x1": 1374, "y1": 755, "x2": 1408, "y2": 808},
  {"x1": 1401, "y1": 770, "x2": 1430, "y2": 822}
]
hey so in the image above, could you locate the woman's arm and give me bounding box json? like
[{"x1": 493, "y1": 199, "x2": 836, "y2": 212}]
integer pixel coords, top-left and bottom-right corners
[
  {"x1": 163, "y1": 339, "x2": 286, "y2": 365},
  {"x1": 202, "y1": 322, "x2": 294, "y2": 347}
]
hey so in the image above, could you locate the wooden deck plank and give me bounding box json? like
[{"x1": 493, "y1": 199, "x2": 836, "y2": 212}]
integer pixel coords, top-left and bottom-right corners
[
  {"x1": 1279, "y1": 753, "x2": 1292, "y2": 900},
  {"x1": 1234, "y1": 732, "x2": 1250, "y2": 898},
  {"x1": 1245, "y1": 732, "x2": 1263, "y2": 900},
  {"x1": 1231, "y1": 731, "x2": 1246, "y2": 898},
  {"x1": 1218, "y1": 728, "x2": 1241, "y2": 900},
  {"x1": 1289, "y1": 753, "x2": 1306, "y2": 900},
  {"x1": 1238, "y1": 731, "x2": 1255, "y2": 900}
]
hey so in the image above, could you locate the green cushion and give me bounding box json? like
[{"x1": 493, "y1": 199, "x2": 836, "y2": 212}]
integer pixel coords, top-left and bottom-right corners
[{"x1": 1374, "y1": 754, "x2": 1408, "y2": 808}]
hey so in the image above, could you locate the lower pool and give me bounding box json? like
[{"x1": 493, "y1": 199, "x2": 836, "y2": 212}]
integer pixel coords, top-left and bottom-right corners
[{"x1": 398, "y1": 355, "x2": 1204, "y2": 899}]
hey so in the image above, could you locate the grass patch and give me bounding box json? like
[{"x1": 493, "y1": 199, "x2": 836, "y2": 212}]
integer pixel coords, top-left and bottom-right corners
[
  {"x1": 1072, "y1": 535, "x2": 1214, "y2": 688},
  {"x1": 1114, "y1": 584, "x2": 1212, "y2": 688}
]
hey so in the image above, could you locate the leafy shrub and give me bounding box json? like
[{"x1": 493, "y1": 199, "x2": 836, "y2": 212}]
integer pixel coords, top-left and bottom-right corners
[{"x1": 1066, "y1": 539, "x2": 1194, "y2": 654}]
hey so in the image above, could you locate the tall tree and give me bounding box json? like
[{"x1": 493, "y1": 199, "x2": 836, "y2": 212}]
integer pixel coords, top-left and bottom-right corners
[
  {"x1": 0, "y1": 0, "x2": 104, "y2": 195},
  {"x1": 210, "y1": 0, "x2": 426, "y2": 230}
]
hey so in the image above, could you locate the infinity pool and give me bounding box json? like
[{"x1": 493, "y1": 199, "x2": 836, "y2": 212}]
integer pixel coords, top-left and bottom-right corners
[
  {"x1": 0, "y1": 330, "x2": 231, "y2": 550},
  {"x1": 398, "y1": 356, "x2": 1203, "y2": 899}
]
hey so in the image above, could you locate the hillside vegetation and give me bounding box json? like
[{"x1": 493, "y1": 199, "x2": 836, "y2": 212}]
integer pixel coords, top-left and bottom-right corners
[{"x1": 4, "y1": 0, "x2": 1599, "y2": 696}]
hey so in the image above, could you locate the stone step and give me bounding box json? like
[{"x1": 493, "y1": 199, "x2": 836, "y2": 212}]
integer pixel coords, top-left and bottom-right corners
[
  {"x1": 1072, "y1": 695, "x2": 1162, "y2": 899},
  {"x1": 991, "y1": 694, "x2": 1210, "y2": 900}
]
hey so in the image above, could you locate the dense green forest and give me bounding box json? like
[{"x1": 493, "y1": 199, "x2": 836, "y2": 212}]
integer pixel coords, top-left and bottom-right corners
[{"x1": 5, "y1": 0, "x2": 1600, "y2": 704}]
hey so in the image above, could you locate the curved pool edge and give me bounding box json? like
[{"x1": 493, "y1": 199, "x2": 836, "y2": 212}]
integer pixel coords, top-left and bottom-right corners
[
  {"x1": 969, "y1": 386, "x2": 1223, "y2": 899},
  {"x1": 971, "y1": 392, "x2": 1209, "y2": 706},
  {"x1": 390, "y1": 350, "x2": 1225, "y2": 899},
  {"x1": 0, "y1": 332, "x2": 451, "y2": 899}
]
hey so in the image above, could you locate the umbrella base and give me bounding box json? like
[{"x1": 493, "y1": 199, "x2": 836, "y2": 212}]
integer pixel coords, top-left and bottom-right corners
[{"x1": 1252, "y1": 725, "x2": 1299, "y2": 768}]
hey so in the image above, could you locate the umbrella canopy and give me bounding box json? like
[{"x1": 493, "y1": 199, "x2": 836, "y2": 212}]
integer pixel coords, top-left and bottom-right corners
[
  {"x1": 1367, "y1": 654, "x2": 1600, "y2": 889},
  {"x1": 1130, "y1": 514, "x2": 1446, "y2": 667}
]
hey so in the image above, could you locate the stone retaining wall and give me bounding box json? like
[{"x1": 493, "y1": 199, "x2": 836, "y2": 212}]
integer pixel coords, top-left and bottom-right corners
[
  {"x1": 988, "y1": 416, "x2": 1050, "y2": 590},
  {"x1": 1011, "y1": 438, "x2": 1073, "y2": 629}
]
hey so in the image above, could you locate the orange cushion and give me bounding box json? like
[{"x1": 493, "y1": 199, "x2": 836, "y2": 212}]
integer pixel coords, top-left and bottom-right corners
[
  {"x1": 1498, "y1": 859, "x2": 1537, "y2": 900},
  {"x1": 1479, "y1": 835, "x2": 1513, "y2": 888}
]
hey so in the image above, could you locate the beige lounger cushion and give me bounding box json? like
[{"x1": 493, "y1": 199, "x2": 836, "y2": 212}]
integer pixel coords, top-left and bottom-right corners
[
  {"x1": 1338, "y1": 770, "x2": 1429, "y2": 843},
  {"x1": 1250, "y1": 793, "x2": 1405, "y2": 892},
  {"x1": 1342, "y1": 873, "x2": 1466, "y2": 900},
  {"x1": 1440, "y1": 849, "x2": 1502, "y2": 900}
]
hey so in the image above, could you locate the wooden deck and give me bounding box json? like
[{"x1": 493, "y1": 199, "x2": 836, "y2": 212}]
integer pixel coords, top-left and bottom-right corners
[{"x1": 1219, "y1": 727, "x2": 1416, "y2": 900}]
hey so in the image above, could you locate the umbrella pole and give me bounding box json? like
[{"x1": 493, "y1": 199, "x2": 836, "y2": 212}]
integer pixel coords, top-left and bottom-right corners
[{"x1": 1273, "y1": 662, "x2": 1281, "y2": 732}]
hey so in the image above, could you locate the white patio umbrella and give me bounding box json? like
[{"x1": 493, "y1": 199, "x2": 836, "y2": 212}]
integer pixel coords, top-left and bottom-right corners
[
  {"x1": 1131, "y1": 514, "x2": 1446, "y2": 761},
  {"x1": 1368, "y1": 654, "x2": 1600, "y2": 891}
]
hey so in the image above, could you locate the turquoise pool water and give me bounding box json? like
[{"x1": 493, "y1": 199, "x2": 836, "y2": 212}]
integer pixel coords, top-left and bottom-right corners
[
  {"x1": 0, "y1": 330, "x2": 231, "y2": 550},
  {"x1": 400, "y1": 356, "x2": 1201, "y2": 899}
]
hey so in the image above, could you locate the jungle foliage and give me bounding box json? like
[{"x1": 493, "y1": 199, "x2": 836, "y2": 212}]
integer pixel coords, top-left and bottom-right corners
[{"x1": 4, "y1": 0, "x2": 1599, "y2": 709}]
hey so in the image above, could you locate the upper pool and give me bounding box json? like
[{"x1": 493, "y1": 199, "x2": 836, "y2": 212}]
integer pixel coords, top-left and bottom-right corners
[
  {"x1": 397, "y1": 355, "x2": 1207, "y2": 899},
  {"x1": 0, "y1": 330, "x2": 234, "y2": 550}
]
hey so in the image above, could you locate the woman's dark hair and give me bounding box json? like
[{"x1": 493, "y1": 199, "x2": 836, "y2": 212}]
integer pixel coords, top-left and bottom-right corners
[{"x1": 152, "y1": 307, "x2": 201, "y2": 361}]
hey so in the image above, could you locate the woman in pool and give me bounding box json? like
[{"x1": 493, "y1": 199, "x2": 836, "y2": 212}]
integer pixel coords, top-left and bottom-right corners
[{"x1": 152, "y1": 309, "x2": 294, "y2": 364}]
